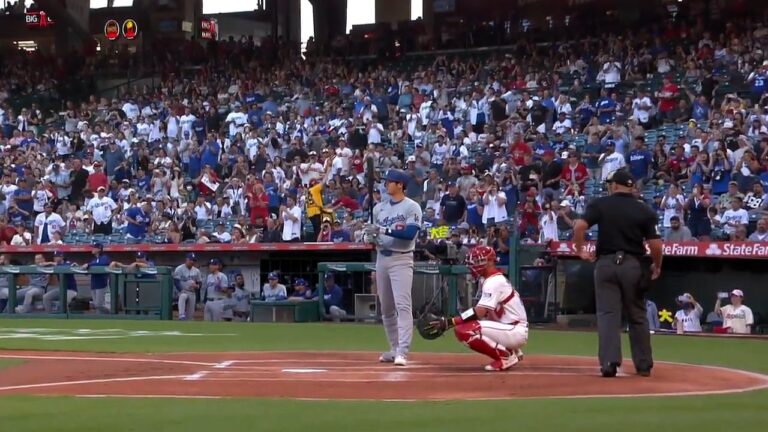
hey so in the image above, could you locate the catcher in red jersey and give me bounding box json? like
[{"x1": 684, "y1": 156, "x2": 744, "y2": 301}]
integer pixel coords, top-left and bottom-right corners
[{"x1": 424, "y1": 245, "x2": 528, "y2": 371}]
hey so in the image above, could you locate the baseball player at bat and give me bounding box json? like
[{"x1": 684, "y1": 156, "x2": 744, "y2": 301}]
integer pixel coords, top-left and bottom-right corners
[
  {"x1": 365, "y1": 169, "x2": 423, "y2": 367},
  {"x1": 424, "y1": 245, "x2": 528, "y2": 371}
]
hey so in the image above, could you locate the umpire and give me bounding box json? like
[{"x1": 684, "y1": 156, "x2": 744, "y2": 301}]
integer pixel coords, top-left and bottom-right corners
[{"x1": 572, "y1": 169, "x2": 662, "y2": 378}]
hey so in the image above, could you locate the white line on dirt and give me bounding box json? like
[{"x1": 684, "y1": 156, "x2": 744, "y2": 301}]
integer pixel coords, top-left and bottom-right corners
[
  {"x1": 213, "y1": 361, "x2": 235, "y2": 369},
  {"x1": 0, "y1": 354, "x2": 215, "y2": 367},
  {"x1": 0, "y1": 375, "x2": 188, "y2": 392},
  {"x1": 75, "y1": 394, "x2": 222, "y2": 399},
  {"x1": 183, "y1": 371, "x2": 209, "y2": 381}
]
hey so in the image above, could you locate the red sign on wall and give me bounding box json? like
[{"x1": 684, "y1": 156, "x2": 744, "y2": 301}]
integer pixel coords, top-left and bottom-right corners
[
  {"x1": 549, "y1": 241, "x2": 768, "y2": 260},
  {"x1": 104, "y1": 19, "x2": 120, "y2": 40},
  {"x1": 25, "y1": 11, "x2": 54, "y2": 28},
  {"x1": 200, "y1": 18, "x2": 218, "y2": 40},
  {"x1": 122, "y1": 19, "x2": 138, "y2": 40}
]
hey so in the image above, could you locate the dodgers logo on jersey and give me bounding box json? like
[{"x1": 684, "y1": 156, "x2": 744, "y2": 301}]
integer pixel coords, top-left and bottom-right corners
[{"x1": 378, "y1": 214, "x2": 407, "y2": 227}]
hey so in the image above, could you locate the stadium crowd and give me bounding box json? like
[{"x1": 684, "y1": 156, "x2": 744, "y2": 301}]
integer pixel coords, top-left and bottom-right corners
[{"x1": 1, "y1": 15, "x2": 768, "y2": 259}]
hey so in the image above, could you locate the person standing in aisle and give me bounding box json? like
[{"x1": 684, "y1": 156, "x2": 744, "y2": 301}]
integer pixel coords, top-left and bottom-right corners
[{"x1": 572, "y1": 169, "x2": 662, "y2": 378}]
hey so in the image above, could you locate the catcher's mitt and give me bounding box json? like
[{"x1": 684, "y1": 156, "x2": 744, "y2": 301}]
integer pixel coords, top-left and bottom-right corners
[{"x1": 417, "y1": 313, "x2": 447, "y2": 340}]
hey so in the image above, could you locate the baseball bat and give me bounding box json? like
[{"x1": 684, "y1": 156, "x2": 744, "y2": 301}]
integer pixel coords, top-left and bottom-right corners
[{"x1": 366, "y1": 155, "x2": 375, "y2": 223}]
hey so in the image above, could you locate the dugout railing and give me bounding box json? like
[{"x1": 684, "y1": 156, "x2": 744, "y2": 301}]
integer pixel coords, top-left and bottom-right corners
[
  {"x1": 316, "y1": 262, "x2": 558, "y2": 324},
  {"x1": 0, "y1": 265, "x2": 174, "y2": 320}
]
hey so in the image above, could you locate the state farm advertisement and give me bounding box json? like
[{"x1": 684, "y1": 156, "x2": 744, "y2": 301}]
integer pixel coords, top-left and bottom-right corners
[{"x1": 549, "y1": 241, "x2": 768, "y2": 260}]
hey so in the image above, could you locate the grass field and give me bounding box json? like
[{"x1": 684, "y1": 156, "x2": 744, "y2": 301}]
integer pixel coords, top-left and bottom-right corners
[{"x1": 0, "y1": 319, "x2": 766, "y2": 432}]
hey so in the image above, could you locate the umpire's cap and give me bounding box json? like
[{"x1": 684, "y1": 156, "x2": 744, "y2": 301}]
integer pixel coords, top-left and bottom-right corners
[
  {"x1": 385, "y1": 169, "x2": 409, "y2": 185},
  {"x1": 605, "y1": 169, "x2": 635, "y2": 187}
]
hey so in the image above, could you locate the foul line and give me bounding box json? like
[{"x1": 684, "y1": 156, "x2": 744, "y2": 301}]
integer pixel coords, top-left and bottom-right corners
[
  {"x1": 0, "y1": 375, "x2": 187, "y2": 392},
  {"x1": 0, "y1": 354, "x2": 215, "y2": 367}
]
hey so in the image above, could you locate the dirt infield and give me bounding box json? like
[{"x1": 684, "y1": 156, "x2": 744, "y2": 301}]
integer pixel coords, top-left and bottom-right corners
[{"x1": 1, "y1": 351, "x2": 767, "y2": 400}]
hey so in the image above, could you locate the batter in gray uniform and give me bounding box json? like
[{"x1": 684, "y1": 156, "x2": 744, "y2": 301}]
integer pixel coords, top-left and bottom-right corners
[{"x1": 366, "y1": 169, "x2": 423, "y2": 366}]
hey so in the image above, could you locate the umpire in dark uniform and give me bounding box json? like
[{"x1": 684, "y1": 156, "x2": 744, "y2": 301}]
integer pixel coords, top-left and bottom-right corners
[{"x1": 572, "y1": 169, "x2": 663, "y2": 378}]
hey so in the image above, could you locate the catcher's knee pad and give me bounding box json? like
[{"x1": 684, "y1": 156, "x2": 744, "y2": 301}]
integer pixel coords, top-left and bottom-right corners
[{"x1": 454, "y1": 321, "x2": 509, "y2": 361}]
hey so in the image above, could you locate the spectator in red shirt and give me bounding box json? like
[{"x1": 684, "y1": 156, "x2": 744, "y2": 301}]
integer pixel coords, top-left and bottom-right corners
[
  {"x1": 561, "y1": 152, "x2": 589, "y2": 192},
  {"x1": 517, "y1": 189, "x2": 541, "y2": 238},
  {"x1": 510, "y1": 134, "x2": 532, "y2": 166},
  {"x1": 247, "y1": 183, "x2": 269, "y2": 226},
  {"x1": 0, "y1": 216, "x2": 17, "y2": 245},
  {"x1": 656, "y1": 76, "x2": 679, "y2": 123},
  {"x1": 328, "y1": 190, "x2": 360, "y2": 212},
  {"x1": 87, "y1": 162, "x2": 108, "y2": 194}
]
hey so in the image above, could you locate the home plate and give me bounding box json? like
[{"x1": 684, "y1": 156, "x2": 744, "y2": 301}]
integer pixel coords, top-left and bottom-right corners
[{"x1": 282, "y1": 369, "x2": 327, "y2": 373}]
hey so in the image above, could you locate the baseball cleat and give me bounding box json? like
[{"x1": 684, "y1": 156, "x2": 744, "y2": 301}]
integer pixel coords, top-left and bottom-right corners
[
  {"x1": 379, "y1": 352, "x2": 395, "y2": 363},
  {"x1": 393, "y1": 355, "x2": 407, "y2": 366},
  {"x1": 515, "y1": 349, "x2": 524, "y2": 361},
  {"x1": 484, "y1": 354, "x2": 519, "y2": 371}
]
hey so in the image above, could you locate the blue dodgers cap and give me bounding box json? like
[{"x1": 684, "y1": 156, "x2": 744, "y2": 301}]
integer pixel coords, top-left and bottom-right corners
[
  {"x1": 294, "y1": 278, "x2": 307, "y2": 286},
  {"x1": 209, "y1": 258, "x2": 221, "y2": 266},
  {"x1": 53, "y1": 251, "x2": 64, "y2": 257},
  {"x1": 186, "y1": 253, "x2": 197, "y2": 261},
  {"x1": 385, "y1": 169, "x2": 409, "y2": 184},
  {"x1": 268, "y1": 272, "x2": 279, "y2": 280},
  {"x1": 92, "y1": 242, "x2": 104, "y2": 250},
  {"x1": 136, "y1": 251, "x2": 147, "y2": 259},
  {"x1": 324, "y1": 272, "x2": 335, "y2": 280}
]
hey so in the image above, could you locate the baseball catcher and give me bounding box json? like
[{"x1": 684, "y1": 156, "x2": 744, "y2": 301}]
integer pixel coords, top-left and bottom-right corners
[{"x1": 420, "y1": 245, "x2": 528, "y2": 371}]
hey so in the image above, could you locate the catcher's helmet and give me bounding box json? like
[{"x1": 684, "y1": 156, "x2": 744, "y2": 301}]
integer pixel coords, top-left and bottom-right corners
[{"x1": 465, "y1": 245, "x2": 496, "y2": 280}]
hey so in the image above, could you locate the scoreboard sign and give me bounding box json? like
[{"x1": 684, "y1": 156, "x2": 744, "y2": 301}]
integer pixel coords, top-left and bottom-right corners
[
  {"x1": 25, "y1": 11, "x2": 54, "y2": 28},
  {"x1": 200, "y1": 18, "x2": 218, "y2": 40},
  {"x1": 104, "y1": 19, "x2": 120, "y2": 40},
  {"x1": 122, "y1": 19, "x2": 138, "y2": 39}
]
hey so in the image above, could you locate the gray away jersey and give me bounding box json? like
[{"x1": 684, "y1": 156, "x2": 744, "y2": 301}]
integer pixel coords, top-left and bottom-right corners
[
  {"x1": 206, "y1": 272, "x2": 229, "y2": 300},
  {"x1": 173, "y1": 264, "x2": 202, "y2": 291},
  {"x1": 373, "y1": 197, "x2": 423, "y2": 252}
]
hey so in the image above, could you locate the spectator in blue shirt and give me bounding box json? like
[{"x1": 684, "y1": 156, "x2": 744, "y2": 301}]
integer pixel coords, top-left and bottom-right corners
[
  {"x1": 330, "y1": 220, "x2": 351, "y2": 243},
  {"x1": 125, "y1": 200, "x2": 152, "y2": 240},
  {"x1": 12, "y1": 178, "x2": 33, "y2": 219},
  {"x1": 596, "y1": 89, "x2": 617, "y2": 125},
  {"x1": 627, "y1": 136, "x2": 653, "y2": 187},
  {"x1": 322, "y1": 273, "x2": 347, "y2": 322}
]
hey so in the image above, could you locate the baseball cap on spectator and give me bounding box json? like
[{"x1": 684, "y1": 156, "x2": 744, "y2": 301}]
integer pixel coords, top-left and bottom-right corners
[
  {"x1": 605, "y1": 141, "x2": 616, "y2": 148},
  {"x1": 605, "y1": 169, "x2": 635, "y2": 187},
  {"x1": 406, "y1": 155, "x2": 416, "y2": 163},
  {"x1": 731, "y1": 289, "x2": 744, "y2": 297},
  {"x1": 97, "y1": 186, "x2": 106, "y2": 192}
]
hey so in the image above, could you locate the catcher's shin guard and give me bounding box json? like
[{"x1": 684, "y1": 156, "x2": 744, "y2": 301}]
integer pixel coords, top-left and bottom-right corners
[{"x1": 454, "y1": 321, "x2": 510, "y2": 361}]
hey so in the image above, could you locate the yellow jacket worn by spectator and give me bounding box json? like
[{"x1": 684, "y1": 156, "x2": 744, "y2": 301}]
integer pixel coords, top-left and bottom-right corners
[{"x1": 306, "y1": 180, "x2": 332, "y2": 236}]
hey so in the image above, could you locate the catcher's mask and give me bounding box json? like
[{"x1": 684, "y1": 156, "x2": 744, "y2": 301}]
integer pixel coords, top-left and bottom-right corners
[{"x1": 465, "y1": 245, "x2": 495, "y2": 281}]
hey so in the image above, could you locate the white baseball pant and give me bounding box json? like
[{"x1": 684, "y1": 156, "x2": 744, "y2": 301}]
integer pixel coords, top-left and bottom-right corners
[
  {"x1": 375, "y1": 251, "x2": 414, "y2": 357},
  {"x1": 178, "y1": 290, "x2": 196, "y2": 319},
  {"x1": 43, "y1": 290, "x2": 78, "y2": 313}
]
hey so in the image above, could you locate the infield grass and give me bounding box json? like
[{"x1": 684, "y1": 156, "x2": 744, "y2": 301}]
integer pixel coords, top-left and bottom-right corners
[{"x1": 0, "y1": 319, "x2": 766, "y2": 432}]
